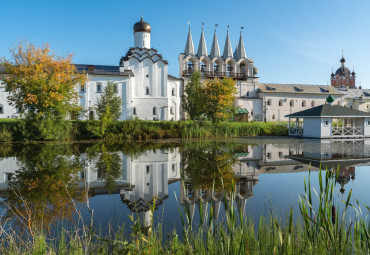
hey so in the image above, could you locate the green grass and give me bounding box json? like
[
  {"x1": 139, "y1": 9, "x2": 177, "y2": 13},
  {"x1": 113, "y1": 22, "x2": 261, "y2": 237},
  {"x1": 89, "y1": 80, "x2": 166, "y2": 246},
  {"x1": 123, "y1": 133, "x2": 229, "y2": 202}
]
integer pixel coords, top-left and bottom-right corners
[
  {"x1": 0, "y1": 168, "x2": 369, "y2": 254},
  {"x1": 0, "y1": 119, "x2": 288, "y2": 141}
]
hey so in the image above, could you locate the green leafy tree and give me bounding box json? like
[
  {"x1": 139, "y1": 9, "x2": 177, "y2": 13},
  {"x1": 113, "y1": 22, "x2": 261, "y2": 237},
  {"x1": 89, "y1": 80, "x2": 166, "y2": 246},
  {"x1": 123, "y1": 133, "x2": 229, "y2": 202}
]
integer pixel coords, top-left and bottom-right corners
[
  {"x1": 0, "y1": 41, "x2": 86, "y2": 140},
  {"x1": 88, "y1": 81, "x2": 121, "y2": 138},
  {"x1": 203, "y1": 78, "x2": 237, "y2": 122},
  {"x1": 182, "y1": 71, "x2": 204, "y2": 120}
]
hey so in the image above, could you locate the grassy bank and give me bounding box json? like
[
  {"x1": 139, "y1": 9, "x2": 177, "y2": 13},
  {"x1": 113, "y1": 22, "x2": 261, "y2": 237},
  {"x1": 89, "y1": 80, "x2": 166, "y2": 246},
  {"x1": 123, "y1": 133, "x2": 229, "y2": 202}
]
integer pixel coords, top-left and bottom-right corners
[
  {"x1": 0, "y1": 169, "x2": 369, "y2": 254},
  {"x1": 0, "y1": 119, "x2": 288, "y2": 141}
]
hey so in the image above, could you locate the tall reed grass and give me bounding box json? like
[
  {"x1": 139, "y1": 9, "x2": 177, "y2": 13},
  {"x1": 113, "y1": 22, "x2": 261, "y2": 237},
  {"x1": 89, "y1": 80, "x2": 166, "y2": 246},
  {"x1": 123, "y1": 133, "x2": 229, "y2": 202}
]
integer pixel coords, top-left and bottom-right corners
[{"x1": 0, "y1": 119, "x2": 288, "y2": 141}]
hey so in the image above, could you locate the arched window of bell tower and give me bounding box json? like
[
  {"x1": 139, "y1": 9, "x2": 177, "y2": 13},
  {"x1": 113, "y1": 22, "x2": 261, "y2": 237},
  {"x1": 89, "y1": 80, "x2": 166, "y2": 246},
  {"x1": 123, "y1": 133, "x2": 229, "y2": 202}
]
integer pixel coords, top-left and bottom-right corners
[
  {"x1": 226, "y1": 61, "x2": 234, "y2": 77},
  {"x1": 200, "y1": 60, "x2": 207, "y2": 76},
  {"x1": 213, "y1": 60, "x2": 221, "y2": 74}
]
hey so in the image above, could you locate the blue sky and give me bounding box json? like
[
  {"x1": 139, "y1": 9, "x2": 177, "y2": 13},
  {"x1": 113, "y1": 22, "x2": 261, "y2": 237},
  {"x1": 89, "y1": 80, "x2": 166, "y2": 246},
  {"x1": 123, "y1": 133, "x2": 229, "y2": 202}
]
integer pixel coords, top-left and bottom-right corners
[{"x1": 1, "y1": 0, "x2": 370, "y2": 87}]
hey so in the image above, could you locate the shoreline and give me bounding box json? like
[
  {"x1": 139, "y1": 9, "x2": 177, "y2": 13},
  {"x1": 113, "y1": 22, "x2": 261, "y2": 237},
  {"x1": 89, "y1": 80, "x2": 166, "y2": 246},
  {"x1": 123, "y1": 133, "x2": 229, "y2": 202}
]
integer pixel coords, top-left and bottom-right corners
[{"x1": 0, "y1": 119, "x2": 288, "y2": 142}]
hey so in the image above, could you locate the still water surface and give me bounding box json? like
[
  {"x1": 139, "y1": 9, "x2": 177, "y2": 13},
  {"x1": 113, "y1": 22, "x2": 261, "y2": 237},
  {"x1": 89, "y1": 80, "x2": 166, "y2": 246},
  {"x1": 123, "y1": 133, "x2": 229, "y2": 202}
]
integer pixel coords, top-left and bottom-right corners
[{"x1": 1, "y1": 138, "x2": 370, "y2": 235}]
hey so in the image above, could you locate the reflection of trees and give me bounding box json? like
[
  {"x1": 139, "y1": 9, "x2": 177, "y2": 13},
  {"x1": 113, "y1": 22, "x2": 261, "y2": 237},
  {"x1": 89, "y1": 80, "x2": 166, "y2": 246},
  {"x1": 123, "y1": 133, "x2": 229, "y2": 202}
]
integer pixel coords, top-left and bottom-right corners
[
  {"x1": 2, "y1": 144, "x2": 83, "y2": 231},
  {"x1": 181, "y1": 143, "x2": 237, "y2": 191},
  {"x1": 88, "y1": 143, "x2": 122, "y2": 192}
]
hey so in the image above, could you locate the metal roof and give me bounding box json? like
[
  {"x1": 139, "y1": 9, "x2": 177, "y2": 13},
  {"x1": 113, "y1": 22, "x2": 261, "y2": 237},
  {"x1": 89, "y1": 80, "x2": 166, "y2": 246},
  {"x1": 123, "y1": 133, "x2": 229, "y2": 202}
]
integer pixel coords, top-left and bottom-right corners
[
  {"x1": 236, "y1": 108, "x2": 249, "y2": 114},
  {"x1": 259, "y1": 83, "x2": 344, "y2": 95},
  {"x1": 341, "y1": 88, "x2": 370, "y2": 99},
  {"x1": 74, "y1": 64, "x2": 133, "y2": 76},
  {"x1": 285, "y1": 104, "x2": 370, "y2": 118}
]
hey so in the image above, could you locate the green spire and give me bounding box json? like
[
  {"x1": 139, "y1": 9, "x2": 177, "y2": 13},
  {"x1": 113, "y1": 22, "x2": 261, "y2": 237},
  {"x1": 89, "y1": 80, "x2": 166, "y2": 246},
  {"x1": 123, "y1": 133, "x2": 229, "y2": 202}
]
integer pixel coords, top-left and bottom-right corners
[{"x1": 326, "y1": 94, "x2": 334, "y2": 103}]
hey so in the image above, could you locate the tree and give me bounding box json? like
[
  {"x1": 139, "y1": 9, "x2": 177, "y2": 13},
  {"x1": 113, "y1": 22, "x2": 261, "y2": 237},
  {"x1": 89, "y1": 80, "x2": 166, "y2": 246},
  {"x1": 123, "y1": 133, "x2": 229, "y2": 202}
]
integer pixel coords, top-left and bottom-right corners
[
  {"x1": 182, "y1": 71, "x2": 204, "y2": 120},
  {"x1": 203, "y1": 78, "x2": 237, "y2": 122},
  {"x1": 88, "y1": 81, "x2": 121, "y2": 138},
  {"x1": 0, "y1": 41, "x2": 85, "y2": 119},
  {"x1": 96, "y1": 81, "x2": 121, "y2": 121},
  {"x1": 0, "y1": 41, "x2": 86, "y2": 140}
]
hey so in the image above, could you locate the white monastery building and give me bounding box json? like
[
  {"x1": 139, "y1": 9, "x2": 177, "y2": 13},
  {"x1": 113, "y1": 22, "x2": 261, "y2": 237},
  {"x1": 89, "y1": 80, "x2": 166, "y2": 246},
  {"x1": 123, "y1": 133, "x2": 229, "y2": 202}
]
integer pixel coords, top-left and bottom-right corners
[
  {"x1": 1, "y1": 17, "x2": 370, "y2": 122},
  {"x1": 0, "y1": 17, "x2": 182, "y2": 121}
]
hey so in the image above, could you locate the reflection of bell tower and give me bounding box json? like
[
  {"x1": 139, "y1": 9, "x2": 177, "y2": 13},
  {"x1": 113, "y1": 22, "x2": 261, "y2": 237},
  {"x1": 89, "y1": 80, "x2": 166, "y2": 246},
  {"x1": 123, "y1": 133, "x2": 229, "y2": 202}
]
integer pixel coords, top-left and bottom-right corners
[
  {"x1": 179, "y1": 177, "x2": 258, "y2": 223},
  {"x1": 336, "y1": 166, "x2": 355, "y2": 194}
]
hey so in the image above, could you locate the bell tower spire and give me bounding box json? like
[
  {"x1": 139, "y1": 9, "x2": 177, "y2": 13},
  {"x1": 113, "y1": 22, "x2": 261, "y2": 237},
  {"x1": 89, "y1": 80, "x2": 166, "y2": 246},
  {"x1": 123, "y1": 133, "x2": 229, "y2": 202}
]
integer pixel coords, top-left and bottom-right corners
[
  {"x1": 223, "y1": 25, "x2": 233, "y2": 59},
  {"x1": 184, "y1": 22, "x2": 195, "y2": 55},
  {"x1": 235, "y1": 27, "x2": 247, "y2": 59},
  {"x1": 210, "y1": 24, "x2": 220, "y2": 58},
  {"x1": 197, "y1": 23, "x2": 208, "y2": 57}
]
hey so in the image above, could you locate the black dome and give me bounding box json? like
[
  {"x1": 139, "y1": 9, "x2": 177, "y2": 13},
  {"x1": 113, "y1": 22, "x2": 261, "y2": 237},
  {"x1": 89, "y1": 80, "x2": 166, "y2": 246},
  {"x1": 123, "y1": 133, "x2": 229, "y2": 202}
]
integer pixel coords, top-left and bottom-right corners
[
  {"x1": 335, "y1": 67, "x2": 351, "y2": 76},
  {"x1": 133, "y1": 16, "x2": 151, "y2": 33}
]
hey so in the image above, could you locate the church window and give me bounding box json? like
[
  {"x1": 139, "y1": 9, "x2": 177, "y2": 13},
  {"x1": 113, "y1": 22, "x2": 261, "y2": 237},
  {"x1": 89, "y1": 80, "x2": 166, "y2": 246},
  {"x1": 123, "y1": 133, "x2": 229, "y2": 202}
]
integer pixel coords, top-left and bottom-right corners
[
  {"x1": 96, "y1": 83, "x2": 102, "y2": 92},
  {"x1": 246, "y1": 91, "x2": 249, "y2": 96},
  {"x1": 172, "y1": 88, "x2": 175, "y2": 96},
  {"x1": 251, "y1": 109, "x2": 254, "y2": 115},
  {"x1": 80, "y1": 84, "x2": 85, "y2": 92},
  {"x1": 272, "y1": 114, "x2": 275, "y2": 120},
  {"x1": 153, "y1": 107, "x2": 157, "y2": 115},
  {"x1": 240, "y1": 63, "x2": 246, "y2": 73},
  {"x1": 302, "y1": 100, "x2": 306, "y2": 107},
  {"x1": 133, "y1": 107, "x2": 137, "y2": 115},
  {"x1": 267, "y1": 152, "x2": 271, "y2": 159},
  {"x1": 146, "y1": 166, "x2": 150, "y2": 174},
  {"x1": 290, "y1": 100, "x2": 294, "y2": 107},
  {"x1": 0, "y1": 105, "x2": 3, "y2": 114},
  {"x1": 172, "y1": 164, "x2": 176, "y2": 172},
  {"x1": 170, "y1": 106, "x2": 174, "y2": 115},
  {"x1": 279, "y1": 100, "x2": 283, "y2": 106},
  {"x1": 311, "y1": 101, "x2": 315, "y2": 107},
  {"x1": 145, "y1": 87, "x2": 150, "y2": 95},
  {"x1": 113, "y1": 84, "x2": 118, "y2": 93},
  {"x1": 213, "y1": 62, "x2": 220, "y2": 72},
  {"x1": 6, "y1": 173, "x2": 13, "y2": 182},
  {"x1": 267, "y1": 99, "x2": 271, "y2": 106},
  {"x1": 367, "y1": 105, "x2": 369, "y2": 109},
  {"x1": 187, "y1": 60, "x2": 193, "y2": 71}
]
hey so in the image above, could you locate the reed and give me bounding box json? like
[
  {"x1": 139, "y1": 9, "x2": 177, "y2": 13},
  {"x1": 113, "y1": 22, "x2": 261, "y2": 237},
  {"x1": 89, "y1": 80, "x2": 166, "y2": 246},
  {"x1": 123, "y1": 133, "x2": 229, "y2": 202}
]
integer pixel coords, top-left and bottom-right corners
[
  {"x1": 0, "y1": 168, "x2": 368, "y2": 254},
  {"x1": 0, "y1": 119, "x2": 287, "y2": 141}
]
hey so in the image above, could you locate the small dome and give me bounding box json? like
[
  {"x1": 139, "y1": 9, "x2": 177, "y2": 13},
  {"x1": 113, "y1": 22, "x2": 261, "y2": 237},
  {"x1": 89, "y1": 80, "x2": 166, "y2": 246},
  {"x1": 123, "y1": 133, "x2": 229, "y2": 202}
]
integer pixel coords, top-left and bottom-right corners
[
  {"x1": 340, "y1": 56, "x2": 346, "y2": 63},
  {"x1": 133, "y1": 16, "x2": 151, "y2": 33},
  {"x1": 352, "y1": 70, "x2": 356, "y2": 76},
  {"x1": 326, "y1": 94, "x2": 335, "y2": 103},
  {"x1": 331, "y1": 72, "x2": 334, "y2": 77},
  {"x1": 335, "y1": 67, "x2": 351, "y2": 76}
]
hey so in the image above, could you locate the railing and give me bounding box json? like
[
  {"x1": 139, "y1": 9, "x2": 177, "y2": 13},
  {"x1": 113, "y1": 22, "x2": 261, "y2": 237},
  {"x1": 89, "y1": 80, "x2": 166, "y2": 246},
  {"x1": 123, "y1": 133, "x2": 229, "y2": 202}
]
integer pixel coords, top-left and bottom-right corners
[
  {"x1": 183, "y1": 69, "x2": 249, "y2": 79},
  {"x1": 289, "y1": 122, "x2": 303, "y2": 136},
  {"x1": 332, "y1": 126, "x2": 364, "y2": 136}
]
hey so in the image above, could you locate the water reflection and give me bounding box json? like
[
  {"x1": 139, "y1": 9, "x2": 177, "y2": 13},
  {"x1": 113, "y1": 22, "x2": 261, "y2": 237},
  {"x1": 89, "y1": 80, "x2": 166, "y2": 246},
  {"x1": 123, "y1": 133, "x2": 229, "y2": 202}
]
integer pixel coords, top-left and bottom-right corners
[{"x1": 0, "y1": 139, "x2": 370, "y2": 232}]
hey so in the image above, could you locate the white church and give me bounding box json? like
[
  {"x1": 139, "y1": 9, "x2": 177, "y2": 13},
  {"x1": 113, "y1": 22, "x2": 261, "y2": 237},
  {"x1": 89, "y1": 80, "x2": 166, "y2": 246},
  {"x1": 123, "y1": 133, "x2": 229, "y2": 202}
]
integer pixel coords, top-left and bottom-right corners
[
  {"x1": 0, "y1": 17, "x2": 181, "y2": 121},
  {"x1": 1, "y1": 16, "x2": 370, "y2": 122}
]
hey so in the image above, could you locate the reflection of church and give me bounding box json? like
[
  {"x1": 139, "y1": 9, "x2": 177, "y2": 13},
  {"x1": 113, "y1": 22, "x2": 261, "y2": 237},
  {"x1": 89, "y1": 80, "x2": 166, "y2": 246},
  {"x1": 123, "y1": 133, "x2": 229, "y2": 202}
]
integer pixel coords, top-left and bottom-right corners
[
  {"x1": 0, "y1": 139, "x2": 369, "y2": 225},
  {"x1": 119, "y1": 148, "x2": 181, "y2": 229}
]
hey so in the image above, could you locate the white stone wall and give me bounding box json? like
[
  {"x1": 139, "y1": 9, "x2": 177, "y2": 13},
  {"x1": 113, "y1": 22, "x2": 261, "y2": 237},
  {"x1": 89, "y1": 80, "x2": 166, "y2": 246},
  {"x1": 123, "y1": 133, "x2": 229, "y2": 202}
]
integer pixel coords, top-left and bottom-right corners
[
  {"x1": 259, "y1": 93, "x2": 344, "y2": 122},
  {"x1": 0, "y1": 82, "x2": 20, "y2": 119},
  {"x1": 303, "y1": 118, "x2": 322, "y2": 138}
]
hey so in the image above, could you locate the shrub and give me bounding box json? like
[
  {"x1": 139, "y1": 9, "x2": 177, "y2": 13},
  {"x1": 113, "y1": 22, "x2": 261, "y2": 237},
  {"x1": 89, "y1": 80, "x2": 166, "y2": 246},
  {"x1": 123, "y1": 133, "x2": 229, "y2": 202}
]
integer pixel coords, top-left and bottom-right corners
[{"x1": 0, "y1": 125, "x2": 13, "y2": 142}]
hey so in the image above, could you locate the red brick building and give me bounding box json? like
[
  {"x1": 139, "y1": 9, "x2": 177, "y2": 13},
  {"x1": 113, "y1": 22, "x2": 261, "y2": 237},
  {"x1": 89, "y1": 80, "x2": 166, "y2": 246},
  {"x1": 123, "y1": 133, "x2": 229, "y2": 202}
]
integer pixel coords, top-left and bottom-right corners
[{"x1": 330, "y1": 55, "x2": 356, "y2": 89}]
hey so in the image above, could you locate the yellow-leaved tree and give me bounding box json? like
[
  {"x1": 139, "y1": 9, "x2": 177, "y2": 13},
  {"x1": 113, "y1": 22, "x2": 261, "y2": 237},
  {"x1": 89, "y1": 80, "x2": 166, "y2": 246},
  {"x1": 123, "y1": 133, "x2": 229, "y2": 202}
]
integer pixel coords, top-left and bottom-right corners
[
  {"x1": 202, "y1": 78, "x2": 237, "y2": 122},
  {"x1": 0, "y1": 41, "x2": 86, "y2": 140}
]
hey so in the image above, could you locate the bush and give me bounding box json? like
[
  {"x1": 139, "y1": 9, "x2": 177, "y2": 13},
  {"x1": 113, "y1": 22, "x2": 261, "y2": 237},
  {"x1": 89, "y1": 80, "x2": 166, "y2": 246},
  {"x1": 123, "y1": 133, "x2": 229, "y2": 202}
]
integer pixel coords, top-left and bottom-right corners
[
  {"x1": 15, "y1": 118, "x2": 72, "y2": 141},
  {"x1": 0, "y1": 125, "x2": 13, "y2": 142}
]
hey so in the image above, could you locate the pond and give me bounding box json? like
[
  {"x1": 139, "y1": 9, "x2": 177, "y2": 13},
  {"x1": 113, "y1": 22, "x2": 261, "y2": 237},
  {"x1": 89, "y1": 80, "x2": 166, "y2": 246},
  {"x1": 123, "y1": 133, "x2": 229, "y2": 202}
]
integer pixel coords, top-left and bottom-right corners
[{"x1": 1, "y1": 138, "x2": 370, "y2": 237}]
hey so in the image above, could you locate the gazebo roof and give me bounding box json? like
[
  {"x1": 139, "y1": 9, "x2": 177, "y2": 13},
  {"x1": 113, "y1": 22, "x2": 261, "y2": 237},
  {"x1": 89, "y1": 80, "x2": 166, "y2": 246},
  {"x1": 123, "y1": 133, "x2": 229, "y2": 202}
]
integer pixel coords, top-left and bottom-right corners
[{"x1": 285, "y1": 104, "x2": 370, "y2": 118}]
